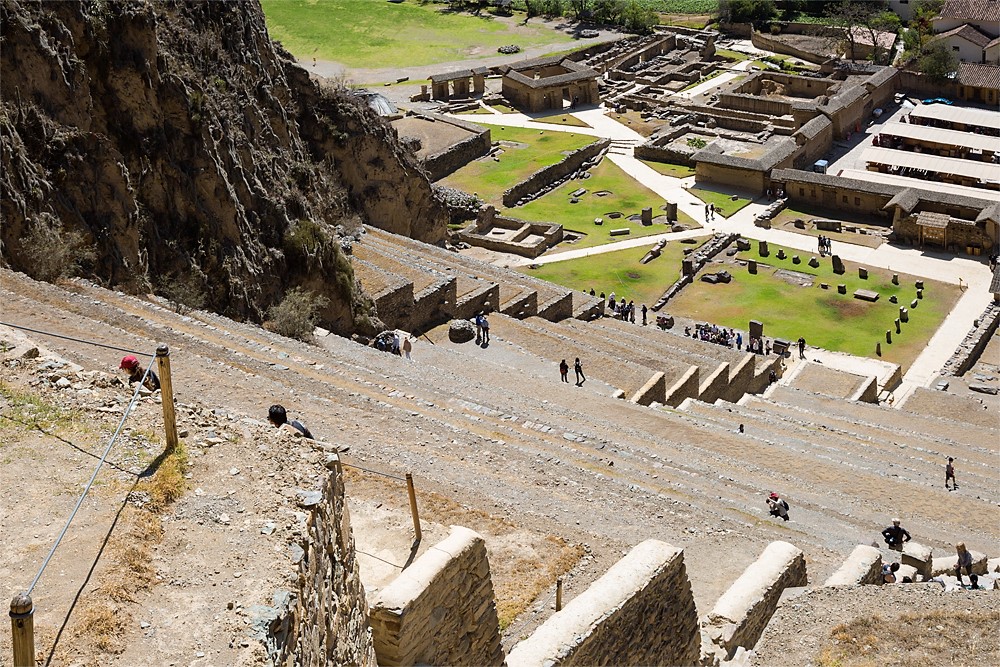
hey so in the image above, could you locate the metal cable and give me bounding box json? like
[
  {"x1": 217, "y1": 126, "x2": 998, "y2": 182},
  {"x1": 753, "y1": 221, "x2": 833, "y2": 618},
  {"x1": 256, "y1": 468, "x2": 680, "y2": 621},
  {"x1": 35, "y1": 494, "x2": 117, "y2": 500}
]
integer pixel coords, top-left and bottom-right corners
[
  {"x1": 340, "y1": 461, "x2": 407, "y2": 481},
  {"x1": 25, "y1": 365, "x2": 153, "y2": 595},
  {"x1": 0, "y1": 320, "x2": 150, "y2": 356}
]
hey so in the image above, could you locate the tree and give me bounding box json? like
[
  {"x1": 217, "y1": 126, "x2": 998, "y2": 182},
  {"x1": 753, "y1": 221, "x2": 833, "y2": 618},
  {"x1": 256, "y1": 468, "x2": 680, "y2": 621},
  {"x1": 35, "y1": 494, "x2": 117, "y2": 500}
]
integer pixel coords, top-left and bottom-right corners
[
  {"x1": 568, "y1": 0, "x2": 590, "y2": 20},
  {"x1": 620, "y1": 0, "x2": 657, "y2": 33},
  {"x1": 266, "y1": 288, "x2": 330, "y2": 342},
  {"x1": 719, "y1": 0, "x2": 777, "y2": 25},
  {"x1": 919, "y1": 41, "x2": 958, "y2": 80},
  {"x1": 825, "y1": 0, "x2": 900, "y2": 65}
]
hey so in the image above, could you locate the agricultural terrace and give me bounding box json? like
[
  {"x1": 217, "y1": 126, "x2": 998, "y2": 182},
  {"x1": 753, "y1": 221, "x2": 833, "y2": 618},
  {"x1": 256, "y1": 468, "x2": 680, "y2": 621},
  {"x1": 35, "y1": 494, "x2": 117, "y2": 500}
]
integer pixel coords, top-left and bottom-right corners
[
  {"x1": 440, "y1": 126, "x2": 597, "y2": 205},
  {"x1": 260, "y1": 0, "x2": 578, "y2": 69},
  {"x1": 666, "y1": 243, "x2": 961, "y2": 369},
  {"x1": 509, "y1": 159, "x2": 699, "y2": 251},
  {"x1": 520, "y1": 237, "x2": 710, "y2": 307}
]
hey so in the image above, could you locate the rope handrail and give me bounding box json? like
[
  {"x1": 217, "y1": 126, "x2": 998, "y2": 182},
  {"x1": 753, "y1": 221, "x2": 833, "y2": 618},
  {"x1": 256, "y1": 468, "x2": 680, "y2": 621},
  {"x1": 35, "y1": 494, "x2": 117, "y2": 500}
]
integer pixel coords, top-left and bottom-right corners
[
  {"x1": 340, "y1": 461, "x2": 407, "y2": 482},
  {"x1": 24, "y1": 365, "x2": 154, "y2": 595},
  {"x1": 0, "y1": 321, "x2": 151, "y2": 357}
]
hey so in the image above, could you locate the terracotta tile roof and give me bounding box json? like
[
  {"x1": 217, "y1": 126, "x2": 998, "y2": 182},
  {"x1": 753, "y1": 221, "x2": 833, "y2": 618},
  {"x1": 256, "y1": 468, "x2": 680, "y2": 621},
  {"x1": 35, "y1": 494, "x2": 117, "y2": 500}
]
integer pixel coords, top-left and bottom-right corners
[
  {"x1": 939, "y1": 0, "x2": 1000, "y2": 23},
  {"x1": 958, "y1": 62, "x2": 1000, "y2": 88},
  {"x1": 931, "y1": 23, "x2": 992, "y2": 47}
]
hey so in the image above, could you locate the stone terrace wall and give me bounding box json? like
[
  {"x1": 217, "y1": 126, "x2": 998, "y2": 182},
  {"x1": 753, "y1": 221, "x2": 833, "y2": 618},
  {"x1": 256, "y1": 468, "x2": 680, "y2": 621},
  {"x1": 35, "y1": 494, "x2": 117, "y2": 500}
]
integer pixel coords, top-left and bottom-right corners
[
  {"x1": 701, "y1": 541, "x2": 807, "y2": 662},
  {"x1": 273, "y1": 462, "x2": 378, "y2": 667},
  {"x1": 370, "y1": 526, "x2": 503, "y2": 667},
  {"x1": 506, "y1": 539, "x2": 700, "y2": 667},
  {"x1": 750, "y1": 29, "x2": 832, "y2": 65},
  {"x1": 940, "y1": 302, "x2": 1000, "y2": 377},
  {"x1": 422, "y1": 116, "x2": 492, "y2": 181},
  {"x1": 503, "y1": 139, "x2": 610, "y2": 207},
  {"x1": 824, "y1": 545, "x2": 883, "y2": 586}
]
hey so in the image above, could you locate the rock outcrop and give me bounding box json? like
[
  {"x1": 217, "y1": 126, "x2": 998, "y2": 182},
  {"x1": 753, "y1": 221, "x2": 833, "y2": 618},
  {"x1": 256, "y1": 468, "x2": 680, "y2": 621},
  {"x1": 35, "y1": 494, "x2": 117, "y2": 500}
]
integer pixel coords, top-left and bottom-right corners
[{"x1": 0, "y1": 0, "x2": 447, "y2": 335}]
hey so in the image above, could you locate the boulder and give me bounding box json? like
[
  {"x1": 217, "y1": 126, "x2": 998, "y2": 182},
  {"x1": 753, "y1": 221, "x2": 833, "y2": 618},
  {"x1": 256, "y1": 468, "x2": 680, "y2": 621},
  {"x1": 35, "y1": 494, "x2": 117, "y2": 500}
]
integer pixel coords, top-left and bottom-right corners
[{"x1": 448, "y1": 319, "x2": 477, "y2": 343}]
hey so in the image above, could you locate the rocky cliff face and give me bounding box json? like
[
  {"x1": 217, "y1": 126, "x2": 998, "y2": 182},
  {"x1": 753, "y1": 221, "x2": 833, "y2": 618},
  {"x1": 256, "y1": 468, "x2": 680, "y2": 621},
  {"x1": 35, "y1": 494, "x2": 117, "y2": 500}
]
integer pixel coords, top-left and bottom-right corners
[{"x1": 0, "y1": 0, "x2": 448, "y2": 335}]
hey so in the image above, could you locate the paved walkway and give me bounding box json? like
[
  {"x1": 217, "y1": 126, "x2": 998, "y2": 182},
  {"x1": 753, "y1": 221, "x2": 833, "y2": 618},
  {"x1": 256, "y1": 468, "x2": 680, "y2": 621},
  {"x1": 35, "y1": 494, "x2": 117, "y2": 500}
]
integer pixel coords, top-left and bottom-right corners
[{"x1": 449, "y1": 103, "x2": 994, "y2": 404}]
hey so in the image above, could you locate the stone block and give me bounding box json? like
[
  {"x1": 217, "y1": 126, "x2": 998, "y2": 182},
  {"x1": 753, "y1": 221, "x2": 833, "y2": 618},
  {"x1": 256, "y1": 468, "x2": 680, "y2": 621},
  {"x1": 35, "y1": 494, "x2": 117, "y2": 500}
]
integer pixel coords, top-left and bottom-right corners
[
  {"x1": 749, "y1": 320, "x2": 763, "y2": 338},
  {"x1": 858, "y1": 267, "x2": 868, "y2": 279},
  {"x1": 932, "y1": 551, "x2": 988, "y2": 576},
  {"x1": 748, "y1": 260, "x2": 757, "y2": 274},
  {"x1": 759, "y1": 240, "x2": 769, "y2": 257},
  {"x1": 792, "y1": 255, "x2": 800, "y2": 264},
  {"x1": 838, "y1": 284, "x2": 847, "y2": 294},
  {"x1": 886, "y1": 330, "x2": 892, "y2": 343},
  {"x1": 683, "y1": 259, "x2": 696, "y2": 276},
  {"x1": 901, "y1": 542, "x2": 933, "y2": 580},
  {"x1": 594, "y1": 217, "x2": 603, "y2": 225},
  {"x1": 911, "y1": 299, "x2": 918, "y2": 309},
  {"x1": 854, "y1": 289, "x2": 879, "y2": 302},
  {"x1": 895, "y1": 319, "x2": 900, "y2": 334},
  {"x1": 641, "y1": 207, "x2": 653, "y2": 225},
  {"x1": 808, "y1": 257, "x2": 820, "y2": 268},
  {"x1": 820, "y1": 283, "x2": 829, "y2": 289},
  {"x1": 895, "y1": 563, "x2": 918, "y2": 582},
  {"x1": 823, "y1": 545, "x2": 882, "y2": 586},
  {"x1": 900, "y1": 307, "x2": 908, "y2": 322},
  {"x1": 776, "y1": 248, "x2": 786, "y2": 260},
  {"x1": 988, "y1": 558, "x2": 1000, "y2": 573},
  {"x1": 917, "y1": 288, "x2": 923, "y2": 299},
  {"x1": 892, "y1": 273, "x2": 898, "y2": 285},
  {"x1": 915, "y1": 280, "x2": 924, "y2": 289},
  {"x1": 889, "y1": 294, "x2": 897, "y2": 304},
  {"x1": 736, "y1": 238, "x2": 751, "y2": 251},
  {"x1": 832, "y1": 255, "x2": 844, "y2": 274},
  {"x1": 610, "y1": 228, "x2": 630, "y2": 236}
]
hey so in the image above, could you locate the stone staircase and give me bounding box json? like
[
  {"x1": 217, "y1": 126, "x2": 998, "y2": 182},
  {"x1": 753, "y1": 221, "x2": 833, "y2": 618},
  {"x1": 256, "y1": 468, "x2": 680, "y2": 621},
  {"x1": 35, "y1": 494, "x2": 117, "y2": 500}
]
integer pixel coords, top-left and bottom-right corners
[
  {"x1": 2, "y1": 267, "x2": 997, "y2": 614},
  {"x1": 607, "y1": 138, "x2": 640, "y2": 156}
]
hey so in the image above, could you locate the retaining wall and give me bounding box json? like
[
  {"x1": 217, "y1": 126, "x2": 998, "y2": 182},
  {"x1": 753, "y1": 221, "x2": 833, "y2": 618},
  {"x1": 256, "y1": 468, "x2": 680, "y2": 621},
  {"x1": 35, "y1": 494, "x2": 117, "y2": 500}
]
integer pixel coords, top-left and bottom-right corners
[
  {"x1": 506, "y1": 540, "x2": 700, "y2": 667},
  {"x1": 665, "y1": 367, "x2": 700, "y2": 407},
  {"x1": 823, "y1": 545, "x2": 883, "y2": 586},
  {"x1": 422, "y1": 117, "x2": 492, "y2": 182},
  {"x1": 698, "y1": 362, "x2": 731, "y2": 404},
  {"x1": 272, "y1": 463, "x2": 378, "y2": 667},
  {"x1": 631, "y1": 371, "x2": 666, "y2": 406},
  {"x1": 502, "y1": 139, "x2": 610, "y2": 207},
  {"x1": 370, "y1": 526, "x2": 503, "y2": 667},
  {"x1": 940, "y1": 302, "x2": 1000, "y2": 377},
  {"x1": 750, "y1": 29, "x2": 832, "y2": 65},
  {"x1": 701, "y1": 541, "x2": 807, "y2": 662}
]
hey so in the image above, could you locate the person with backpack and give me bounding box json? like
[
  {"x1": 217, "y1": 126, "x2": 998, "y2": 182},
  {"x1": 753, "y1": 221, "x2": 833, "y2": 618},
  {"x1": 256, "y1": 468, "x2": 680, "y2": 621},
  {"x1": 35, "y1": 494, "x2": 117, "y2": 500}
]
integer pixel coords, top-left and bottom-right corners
[
  {"x1": 559, "y1": 359, "x2": 569, "y2": 383},
  {"x1": 119, "y1": 355, "x2": 160, "y2": 392},
  {"x1": 767, "y1": 492, "x2": 789, "y2": 521}
]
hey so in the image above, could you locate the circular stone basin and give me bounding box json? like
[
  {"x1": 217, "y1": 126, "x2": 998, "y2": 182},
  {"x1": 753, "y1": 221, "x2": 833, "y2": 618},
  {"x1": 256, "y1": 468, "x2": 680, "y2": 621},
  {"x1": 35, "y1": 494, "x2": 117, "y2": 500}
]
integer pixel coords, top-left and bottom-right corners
[
  {"x1": 605, "y1": 211, "x2": 623, "y2": 219},
  {"x1": 594, "y1": 190, "x2": 612, "y2": 197}
]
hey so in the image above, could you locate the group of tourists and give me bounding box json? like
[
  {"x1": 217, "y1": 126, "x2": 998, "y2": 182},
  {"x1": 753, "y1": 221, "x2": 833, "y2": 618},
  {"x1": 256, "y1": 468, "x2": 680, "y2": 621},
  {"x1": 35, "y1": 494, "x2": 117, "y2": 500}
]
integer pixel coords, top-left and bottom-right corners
[
  {"x1": 704, "y1": 203, "x2": 718, "y2": 222},
  {"x1": 374, "y1": 330, "x2": 413, "y2": 359},
  {"x1": 559, "y1": 358, "x2": 586, "y2": 386},
  {"x1": 817, "y1": 235, "x2": 833, "y2": 256},
  {"x1": 685, "y1": 323, "x2": 742, "y2": 350},
  {"x1": 475, "y1": 311, "x2": 490, "y2": 345},
  {"x1": 879, "y1": 510, "x2": 980, "y2": 588},
  {"x1": 587, "y1": 290, "x2": 650, "y2": 326}
]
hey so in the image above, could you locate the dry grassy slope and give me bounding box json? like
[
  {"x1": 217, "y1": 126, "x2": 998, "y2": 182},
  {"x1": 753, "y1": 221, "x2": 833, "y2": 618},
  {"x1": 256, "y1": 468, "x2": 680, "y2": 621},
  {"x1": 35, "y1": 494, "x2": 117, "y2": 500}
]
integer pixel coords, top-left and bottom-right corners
[
  {"x1": 0, "y1": 0, "x2": 447, "y2": 335},
  {"x1": 2, "y1": 267, "x2": 998, "y2": 660}
]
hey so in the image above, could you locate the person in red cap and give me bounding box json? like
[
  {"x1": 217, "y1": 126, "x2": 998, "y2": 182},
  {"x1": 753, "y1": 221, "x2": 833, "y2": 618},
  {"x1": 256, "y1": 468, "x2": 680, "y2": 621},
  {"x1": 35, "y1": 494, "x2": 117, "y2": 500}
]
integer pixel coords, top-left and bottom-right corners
[
  {"x1": 767, "y1": 492, "x2": 789, "y2": 521},
  {"x1": 120, "y1": 355, "x2": 160, "y2": 392}
]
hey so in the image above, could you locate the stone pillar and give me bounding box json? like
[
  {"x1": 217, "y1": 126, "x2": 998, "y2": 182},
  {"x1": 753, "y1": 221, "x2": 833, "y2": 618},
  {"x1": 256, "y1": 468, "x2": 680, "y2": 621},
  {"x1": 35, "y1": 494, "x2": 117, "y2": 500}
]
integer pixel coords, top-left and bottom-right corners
[
  {"x1": 832, "y1": 255, "x2": 845, "y2": 274},
  {"x1": 759, "y1": 241, "x2": 769, "y2": 257},
  {"x1": 748, "y1": 260, "x2": 757, "y2": 274},
  {"x1": 641, "y1": 207, "x2": 653, "y2": 225}
]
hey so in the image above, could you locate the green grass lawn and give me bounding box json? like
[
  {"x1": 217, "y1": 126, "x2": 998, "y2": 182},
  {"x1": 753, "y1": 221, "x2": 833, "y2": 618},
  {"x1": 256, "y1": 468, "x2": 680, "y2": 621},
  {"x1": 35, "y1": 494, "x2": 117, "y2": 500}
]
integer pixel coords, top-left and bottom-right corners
[
  {"x1": 689, "y1": 186, "x2": 753, "y2": 217},
  {"x1": 439, "y1": 126, "x2": 596, "y2": 205},
  {"x1": 261, "y1": 1, "x2": 576, "y2": 68},
  {"x1": 640, "y1": 160, "x2": 696, "y2": 179},
  {"x1": 534, "y1": 113, "x2": 591, "y2": 128},
  {"x1": 521, "y1": 237, "x2": 710, "y2": 307},
  {"x1": 681, "y1": 68, "x2": 725, "y2": 91},
  {"x1": 491, "y1": 103, "x2": 518, "y2": 114},
  {"x1": 666, "y1": 243, "x2": 961, "y2": 369},
  {"x1": 715, "y1": 48, "x2": 749, "y2": 61},
  {"x1": 509, "y1": 159, "x2": 699, "y2": 250}
]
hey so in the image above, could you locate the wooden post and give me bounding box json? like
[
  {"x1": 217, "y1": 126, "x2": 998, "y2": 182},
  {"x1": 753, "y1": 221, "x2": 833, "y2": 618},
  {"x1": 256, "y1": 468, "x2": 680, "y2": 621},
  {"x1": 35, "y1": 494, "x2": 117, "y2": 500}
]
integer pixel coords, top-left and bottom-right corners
[
  {"x1": 10, "y1": 593, "x2": 34, "y2": 667},
  {"x1": 155, "y1": 344, "x2": 179, "y2": 452},
  {"x1": 555, "y1": 578, "x2": 563, "y2": 611},
  {"x1": 406, "y1": 473, "x2": 422, "y2": 543}
]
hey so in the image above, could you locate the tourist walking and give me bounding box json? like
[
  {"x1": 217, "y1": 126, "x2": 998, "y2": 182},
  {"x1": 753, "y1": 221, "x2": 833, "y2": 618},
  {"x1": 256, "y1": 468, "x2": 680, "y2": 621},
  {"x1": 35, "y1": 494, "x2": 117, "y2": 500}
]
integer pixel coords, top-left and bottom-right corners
[
  {"x1": 946, "y1": 457, "x2": 958, "y2": 490},
  {"x1": 474, "y1": 312, "x2": 483, "y2": 344},
  {"x1": 402, "y1": 335, "x2": 412, "y2": 360},
  {"x1": 705, "y1": 204, "x2": 710, "y2": 222},
  {"x1": 480, "y1": 313, "x2": 490, "y2": 344},
  {"x1": 574, "y1": 358, "x2": 586, "y2": 386},
  {"x1": 641, "y1": 304, "x2": 648, "y2": 326},
  {"x1": 559, "y1": 359, "x2": 569, "y2": 383}
]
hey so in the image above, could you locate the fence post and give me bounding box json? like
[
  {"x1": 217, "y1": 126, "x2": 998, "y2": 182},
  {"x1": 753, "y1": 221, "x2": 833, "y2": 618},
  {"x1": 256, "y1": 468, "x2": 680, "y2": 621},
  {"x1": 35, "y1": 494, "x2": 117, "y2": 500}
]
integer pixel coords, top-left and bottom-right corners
[
  {"x1": 10, "y1": 593, "x2": 34, "y2": 667},
  {"x1": 155, "y1": 344, "x2": 179, "y2": 452},
  {"x1": 406, "y1": 473, "x2": 422, "y2": 543},
  {"x1": 556, "y1": 578, "x2": 563, "y2": 612}
]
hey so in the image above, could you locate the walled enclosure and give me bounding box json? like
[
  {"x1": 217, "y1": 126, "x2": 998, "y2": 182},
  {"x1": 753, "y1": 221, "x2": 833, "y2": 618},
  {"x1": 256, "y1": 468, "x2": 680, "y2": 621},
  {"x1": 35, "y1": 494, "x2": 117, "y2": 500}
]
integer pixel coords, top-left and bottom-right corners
[
  {"x1": 506, "y1": 539, "x2": 701, "y2": 667},
  {"x1": 273, "y1": 459, "x2": 378, "y2": 667},
  {"x1": 369, "y1": 526, "x2": 503, "y2": 667},
  {"x1": 502, "y1": 138, "x2": 611, "y2": 207},
  {"x1": 500, "y1": 57, "x2": 600, "y2": 113},
  {"x1": 701, "y1": 541, "x2": 807, "y2": 662},
  {"x1": 391, "y1": 113, "x2": 491, "y2": 182},
  {"x1": 460, "y1": 207, "x2": 563, "y2": 258}
]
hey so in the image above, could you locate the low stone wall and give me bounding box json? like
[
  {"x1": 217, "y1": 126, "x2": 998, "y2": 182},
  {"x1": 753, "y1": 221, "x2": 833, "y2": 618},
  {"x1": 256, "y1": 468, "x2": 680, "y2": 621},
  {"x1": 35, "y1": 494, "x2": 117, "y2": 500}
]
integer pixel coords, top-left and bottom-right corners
[
  {"x1": 631, "y1": 371, "x2": 666, "y2": 406},
  {"x1": 750, "y1": 29, "x2": 831, "y2": 65},
  {"x1": 849, "y1": 375, "x2": 879, "y2": 403},
  {"x1": 701, "y1": 541, "x2": 807, "y2": 662},
  {"x1": 538, "y1": 291, "x2": 574, "y2": 322},
  {"x1": 940, "y1": 302, "x2": 1000, "y2": 377},
  {"x1": 503, "y1": 139, "x2": 610, "y2": 207},
  {"x1": 665, "y1": 367, "x2": 700, "y2": 407},
  {"x1": 932, "y1": 551, "x2": 989, "y2": 576},
  {"x1": 653, "y1": 234, "x2": 739, "y2": 311},
  {"x1": 698, "y1": 362, "x2": 731, "y2": 404},
  {"x1": 459, "y1": 210, "x2": 563, "y2": 258},
  {"x1": 718, "y1": 92, "x2": 792, "y2": 118},
  {"x1": 370, "y1": 526, "x2": 503, "y2": 667},
  {"x1": 824, "y1": 545, "x2": 883, "y2": 586},
  {"x1": 718, "y1": 354, "x2": 757, "y2": 403},
  {"x1": 422, "y1": 116, "x2": 492, "y2": 182},
  {"x1": 506, "y1": 540, "x2": 700, "y2": 666},
  {"x1": 272, "y1": 463, "x2": 378, "y2": 667}
]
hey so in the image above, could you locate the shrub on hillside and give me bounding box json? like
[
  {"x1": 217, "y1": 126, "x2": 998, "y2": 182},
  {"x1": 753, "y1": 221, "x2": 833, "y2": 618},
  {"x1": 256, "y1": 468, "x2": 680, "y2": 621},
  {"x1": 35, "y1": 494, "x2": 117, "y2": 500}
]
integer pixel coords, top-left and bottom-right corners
[
  {"x1": 20, "y1": 214, "x2": 97, "y2": 282},
  {"x1": 266, "y1": 288, "x2": 329, "y2": 341},
  {"x1": 158, "y1": 270, "x2": 208, "y2": 315}
]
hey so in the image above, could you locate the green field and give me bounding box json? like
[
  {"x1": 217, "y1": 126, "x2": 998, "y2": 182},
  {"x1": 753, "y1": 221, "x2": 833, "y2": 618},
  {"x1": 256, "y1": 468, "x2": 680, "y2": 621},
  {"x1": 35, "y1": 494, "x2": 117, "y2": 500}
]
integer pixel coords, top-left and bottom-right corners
[
  {"x1": 509, "y1": 159, "x2": 699, "y2": 250},
  {"x1": 260, "y1": 0, "x2": 577, "y2": 68},
  {"x1": 689, "y1": 186, "x2": 752, "y2": 217},
  {"x1": 666, "y1": 243, "x2": 960, "y2": 369},
  {"x1": 640, "y1": 159, "x2": 696, "y2": 179},
  {"x1": 521, "y1": 238, "x2": 710, "y2": 307},
  {"x1": 440, "y1": 126, "x2": 597, "y2": 205}
]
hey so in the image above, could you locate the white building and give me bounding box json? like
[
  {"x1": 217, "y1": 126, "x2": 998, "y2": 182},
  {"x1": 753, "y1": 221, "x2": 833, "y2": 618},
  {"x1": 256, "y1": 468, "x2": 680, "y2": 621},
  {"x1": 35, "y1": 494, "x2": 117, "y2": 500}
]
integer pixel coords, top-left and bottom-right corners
[
  {"x1": 934, "y1": 0, "x2": 1000, "y2": 38},
  {"x1": 929, "y1": 23, "x2": 993, "y2": 64}
]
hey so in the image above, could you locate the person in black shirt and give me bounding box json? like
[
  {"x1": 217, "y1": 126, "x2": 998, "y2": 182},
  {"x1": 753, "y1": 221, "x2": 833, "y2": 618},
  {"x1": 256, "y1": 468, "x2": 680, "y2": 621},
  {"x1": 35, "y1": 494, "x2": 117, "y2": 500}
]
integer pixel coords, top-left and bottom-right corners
[
  {"x1": 268, "y1": 404, "x2": 313, "y2": 439},
  {"x1": 881, "y1": 518, "x2": 911, "y2": 551}
]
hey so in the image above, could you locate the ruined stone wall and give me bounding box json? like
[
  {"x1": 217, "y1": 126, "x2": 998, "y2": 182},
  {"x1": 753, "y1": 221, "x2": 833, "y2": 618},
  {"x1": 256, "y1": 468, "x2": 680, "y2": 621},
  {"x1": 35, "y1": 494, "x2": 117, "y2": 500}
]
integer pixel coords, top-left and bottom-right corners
[
  {"x1": 665, "y1": 367, "x2": 700, "y2": 407},
  {"x1": 698, "y1": 362, "x2": 731, "y2": 404},
  {"x1": 750, "y1": 30, "x2": 831, "y2": 65},
  {"x1": 503, "y1": 139, "x2": 610, "y2": 207},
  {"x1": 423, "y1": 121, "x2": 492, "y2": 182},
  {"x1": 695, "y1": 162, "x2": 768, "y2": 194},
  {"x1": 940, "y1": 302, "x2": 1000, "y2": 376},
  {"x1": 894, "y1": 216, "x2": 994, "y2": 253},
  {"x1": 274, "y1": 462, "x2": 378, "y2": 667},
  {"x1": 718, "y1": 93, "x2": 793, "y2": 117},
  {"x1": 506, "y1": 540, "x2": 700, "y2": 667},
  {"x1": 701, "y1": 541, "x2": 807, "y2": 662},
  {"x1": 369, "y1": 526, "x2": 503, "y2": 667},
  {"x1": 824, "y1": 545, "x2": 883, "y2": 586}
]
